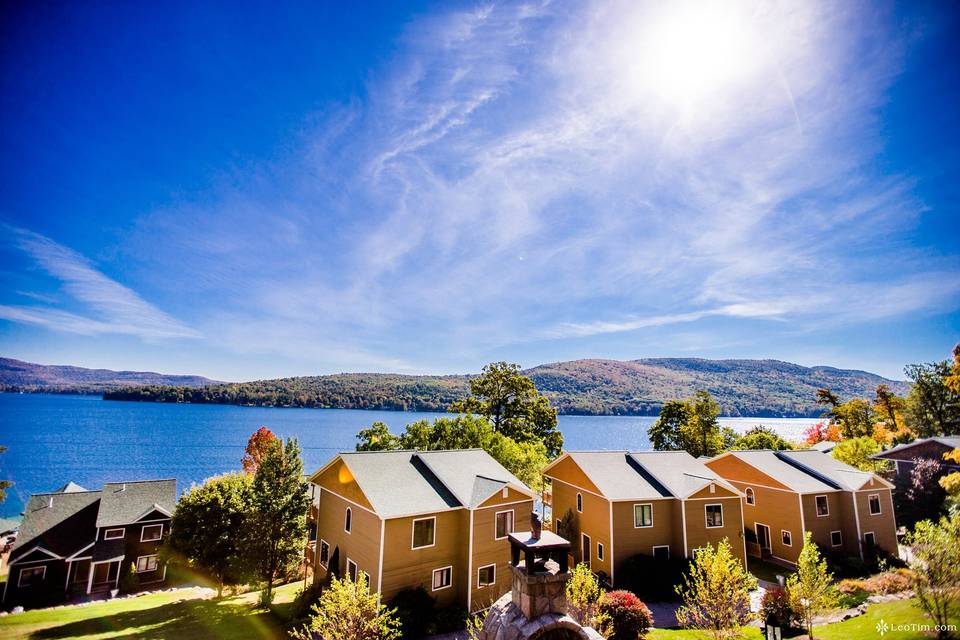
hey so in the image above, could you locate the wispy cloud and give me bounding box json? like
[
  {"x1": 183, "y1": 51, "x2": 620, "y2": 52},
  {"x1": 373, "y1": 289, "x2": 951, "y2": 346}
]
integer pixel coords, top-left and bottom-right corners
[{"x1": 2, "y1": 227, "x2": 199, "y2": 340}]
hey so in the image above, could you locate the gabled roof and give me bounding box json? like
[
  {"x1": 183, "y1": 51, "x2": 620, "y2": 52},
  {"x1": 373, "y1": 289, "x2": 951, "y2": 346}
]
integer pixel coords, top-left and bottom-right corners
[
  {"x1": 9, "y1": 490, "x2": 101, "y2": 562},
  {"x1": 544, "y1": 450, "x2": 739, "y2": 500},
  {"x1": 810, "y1": 441, "x2": 837, "y2": 453},
  {"x1": 96, "y1": 479, "x2": 176, "y2": 528},
  {"x1": 778, "y1": 450, "x2": 894, "y2": 491},
  {"x1": 714, "y1": 450, "x2": 838, "y2": 493},
  {"x1": 872, "y1": 436, "x2": 960, "y2": 460},
  {"x1": 54, "y1": 481, "x2": 88, "y2": 493},
  {"x1": 317, "y1": 449, "x2": 534, "y2": 519}
]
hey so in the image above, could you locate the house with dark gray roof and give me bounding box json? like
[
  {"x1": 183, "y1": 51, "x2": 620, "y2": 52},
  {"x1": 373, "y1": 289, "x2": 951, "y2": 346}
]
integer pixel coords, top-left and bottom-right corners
[
  {"x1": 542, "y1": 450, "x2": 747, "y2": 588},
  {"x1": 871, "y1": 436, "x2": 960, "y2": 477},
  {"x1": 706, "y1": 450, "x2": 897, "y2": 565},
  {"x1": 2, "y1": 479, "x2": 175, "y2": 609},
  {"x1": 308, "y1": 449, "x2": 537, "y2": 612}
]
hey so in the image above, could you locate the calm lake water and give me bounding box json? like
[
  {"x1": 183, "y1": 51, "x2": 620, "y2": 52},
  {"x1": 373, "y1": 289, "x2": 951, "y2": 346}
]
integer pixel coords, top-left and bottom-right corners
[{"x1": 0, "y1": 393, "x2": 819, "y2": 518}]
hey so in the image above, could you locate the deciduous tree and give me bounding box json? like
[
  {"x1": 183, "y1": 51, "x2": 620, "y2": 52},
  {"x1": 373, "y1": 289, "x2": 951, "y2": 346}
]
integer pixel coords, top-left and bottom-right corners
[
  {"x1": 168, "y1": 473, "x2": 252, "y2": 597},
  {"x1": 905, "y1": 360, "x2": 960, "y2": 437},
  {"x1": 450, "y1": 362, "x2": 563, "y2": 457},
  {"x1": 565, "y1": 562, "x2": 603, "y2": 627},
  {"x1": 831, "y1": 437, "x2": 885, "y2": 472},
  {"x1": 675, "y1": 538, "x2": 757, "y2": 640},
  {"x1": 242, "y1": 426, "x2": 279, "y2": 474},
  {"x1": 291, "y1": 573, "x2": 401, "y2": 640},
  {"x1": 648, "y1": 391, "x2": 725, "y2": 458},
  {"x1": 906, "y1": 514, "x2": 960, "y2": 639},
  {"x1": 787, "y1": 532, "x2": 836, "y2": 640},
  {"x1": 733, "y1": 426, "x2": 793, "y2": 451},
  {"x1": 244, "y1": 437, "x2": 310, "y2": 604}
]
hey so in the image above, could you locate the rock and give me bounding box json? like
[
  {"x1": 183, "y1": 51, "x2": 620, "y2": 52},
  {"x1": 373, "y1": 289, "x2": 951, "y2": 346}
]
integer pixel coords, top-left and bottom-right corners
[{"x1": 12, "y1": 606, "x2": 24, "y2": 614}]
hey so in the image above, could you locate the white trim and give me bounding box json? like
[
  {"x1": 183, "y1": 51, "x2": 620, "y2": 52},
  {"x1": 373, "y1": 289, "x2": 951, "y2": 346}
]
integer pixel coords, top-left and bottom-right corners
[
  {"x1": 104, "y1": 528, "x2": 125, "y2": 540},
  {"x1": 87, "y1": 557, "x2": 124, "y2": 594},
  {"x1": 66, "y1": 541, "x2": 96, "y2": 561},
  {"x1": 745, "y1": 487, "x2": 755, "y2": 506},
  {"x1": 867, "y1": 493, "x2": 882, "y2": 515},
  {"x1": 580, "y1": 533, "x2": 591, "y2": 569},
  {"x1": 704, "y1": 503, "x2": 724, "y2": 528},
  {"x1": 377, "y1": 520, "x2": 385, "y2": 604},
  {"x1": 411, "y1": 516, "x2": 437, "y2": 550},
  {"x1": 863, "y1": 531, "x2": 876, "y2": 545},
  {"x1": 432, "y1": 565, "x2": 453, "y2": 592},
  {"x1": 318, "y1": 539, "x2": 330, "y2": 569},
  {"x1": 798, "y1": 493, "x2": 807, "y2": 535},
  {"x1": 576, "y1": 492, "x2": 583, "y2": 513},
  {"x1": 346, "y1": 557, "x2": 358, "y2": 581},
  {"x1": 140, "y1": 523, "x2": 163, "y2": 542},
  {"x1": 476, "y1": 563, "x2": 496, "y2": 588},
  {"x1": 681, "y1": 499, "x2": 688, "y2": 557},
  {"x1": 494, "y1": 510, "x2": 514, "y2": 540},
  {"x1": 815, "y1": 495, "x2": 830, "y2": 517},
  {"x1": 685, "y1": 495, "x2": 743, "y2": 501},
  {"x1": 652, "y1": 545, "x2": 670, "y2": 559},
  {"x1": 781, "y1": 529, "x2": 793, "y2": 547},
  {"x1": 17, "y1": 565, "x2": 46, "y2": 587},
  {"x1": 318, "y1": 485, "x2": 378, "y2": 517},
  {"x1": 545, "y1": 476, "x2": 607, "y2": 500},
  {"x1": 474, "y1": 498, "x2": 534, "y2": 512},
  {"x1": 467, "y1": 507, "x2": 475, "y2": 611},
  {"x1": 633, "y1": 503, "x2": 653, "y2": 528},
  {"x1": 136, "y1": 554, "x2": 160, "y2": 573},
  {"x1": 10, "y1": 545, "x2": 63, "y2": 563},
  {"x1": 608, "y1": 498, "x2": 615, "y2": 585},
  {"x1": 830, "y1": 530, "x2": 843, "y2": 547},
  {"x1": 851, "y1": 492, "x2": 864, "y2": 560},
  {"x1": 134, "y1": 504, "x2": 173, "y2": 521},
  {"x1": 597, "y1": 542, "x2": 604, "y2": 562},
  {"x1": 344, "y1": 507, "x2": 353, "y2": 534},
  {"x1": 738, "y1": 497, "x2": 748, "y2": 562}
]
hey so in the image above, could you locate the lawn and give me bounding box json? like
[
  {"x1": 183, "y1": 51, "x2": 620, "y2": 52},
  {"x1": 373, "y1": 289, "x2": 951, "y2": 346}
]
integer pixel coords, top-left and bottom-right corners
[{"x1": 0, "y1": 582, "x2": 301, "y2": 640}]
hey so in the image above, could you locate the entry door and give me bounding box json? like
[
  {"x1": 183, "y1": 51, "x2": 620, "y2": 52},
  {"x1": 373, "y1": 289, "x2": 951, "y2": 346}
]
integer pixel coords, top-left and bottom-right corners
[
  {"x1": 581, "y1": 533, "x2": 591, "y2": 568},
  {"x1": 756, "y1": 523, "x2": 771, "y2": 553}
]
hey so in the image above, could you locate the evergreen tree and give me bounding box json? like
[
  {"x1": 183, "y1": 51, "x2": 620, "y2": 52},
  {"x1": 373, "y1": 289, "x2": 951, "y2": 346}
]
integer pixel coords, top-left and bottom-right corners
[{"x1": 244, "y1": 437, "x2": 310, "y2": 604}]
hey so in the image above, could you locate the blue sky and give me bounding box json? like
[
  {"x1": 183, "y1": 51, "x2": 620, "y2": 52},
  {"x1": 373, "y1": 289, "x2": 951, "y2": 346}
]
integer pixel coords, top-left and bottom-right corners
[{"x1": 1, "y1": 0, "x2": 958, "y2": 382}]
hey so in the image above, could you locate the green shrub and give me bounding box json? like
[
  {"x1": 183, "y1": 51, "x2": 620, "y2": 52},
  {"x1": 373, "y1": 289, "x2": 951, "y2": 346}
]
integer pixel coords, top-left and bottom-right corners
[{"x1": 389, "y1": 586, "x2": 436, "y2": 638}]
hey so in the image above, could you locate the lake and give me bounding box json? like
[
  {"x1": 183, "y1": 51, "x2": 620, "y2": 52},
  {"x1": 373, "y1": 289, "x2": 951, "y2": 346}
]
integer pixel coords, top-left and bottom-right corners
[{"x1": 0, "y1": 393, "x2": 819, "y2": 517}]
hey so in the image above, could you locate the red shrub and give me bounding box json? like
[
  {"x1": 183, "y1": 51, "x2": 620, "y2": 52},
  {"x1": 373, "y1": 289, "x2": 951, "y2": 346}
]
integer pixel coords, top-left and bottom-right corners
[
  {"x1": 761, "y1": 587, "x2": 797, "y2": 629},
  {"x1": 598, "y1": 590, "x2": 653, "y2": 638}
]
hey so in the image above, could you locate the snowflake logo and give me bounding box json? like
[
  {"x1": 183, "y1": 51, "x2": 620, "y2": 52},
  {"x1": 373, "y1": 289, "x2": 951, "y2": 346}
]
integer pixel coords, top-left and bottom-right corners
[{"x1": 876, "y1": 619, "x2": 890, "y2": 636}]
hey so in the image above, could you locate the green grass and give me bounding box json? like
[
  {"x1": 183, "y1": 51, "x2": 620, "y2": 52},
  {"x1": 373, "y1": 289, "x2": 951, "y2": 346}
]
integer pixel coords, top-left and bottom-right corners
[
  {"x1": 0, "y1": 582, "x2": 301, "y2": 640},
  {"x1": 648, "y1": 598, "x2": 959, "y2": 639}
]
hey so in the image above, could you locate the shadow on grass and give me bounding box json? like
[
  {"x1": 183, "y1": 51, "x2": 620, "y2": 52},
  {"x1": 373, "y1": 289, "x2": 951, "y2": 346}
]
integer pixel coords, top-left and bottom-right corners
[{"x1": 31, "y1": 597, "x2": 290, "y2": 640}]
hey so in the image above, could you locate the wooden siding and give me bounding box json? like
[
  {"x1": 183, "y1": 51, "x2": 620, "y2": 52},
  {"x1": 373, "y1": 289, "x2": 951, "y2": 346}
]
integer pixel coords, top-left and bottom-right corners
[
  {"x1": 683, "y1": 496, "x2": 746, "y2": 564},
  {"x1": 313, "y1": 459, "x2": 374, "y2": 511},
  {"x1": 470, "y1": 499, "x2": 534, "y2": 611},
  {"x1": 545, "y1": 457, "x2": 603, "y2": 495},
  {"x1": 313, "y1": 486, "x2": 382, "y2": 595},
  {"x1": 854, "y1": 488, "x2": 898, "y2": 557},
  {"x1": 705, "y1": 455, "x2": 793, "y2": 491},
  {"x1": 380, "y1": 509, "x2": 465, "y2": 607},
  {"x1": 611, "y1": 498, "x2": 678, "y2": 583},
  {"x1": 549, "y1": 476, "x2": 612, "y2": 577},
  {"x1": 728, "y1": 479, "x2": 804, "y2": 564}
]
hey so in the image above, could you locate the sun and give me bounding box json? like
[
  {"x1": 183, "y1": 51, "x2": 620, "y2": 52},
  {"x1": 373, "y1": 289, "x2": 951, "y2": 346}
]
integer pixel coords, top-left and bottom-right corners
[{"x1": 629, "y1": 1, "x2": 760, "y2": 111}]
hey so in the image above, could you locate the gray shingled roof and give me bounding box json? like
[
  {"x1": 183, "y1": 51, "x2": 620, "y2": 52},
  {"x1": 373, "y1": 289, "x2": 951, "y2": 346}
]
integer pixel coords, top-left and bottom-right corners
[
  {"x1": 0, "y1": 516, "x2": 21, "y2": 534},
  {"x1": 95, "y1": 479, "x2": 176, "y2": 528},
  {"x1": 553, "y1": 451, "x2": 737, "y2": 500},
  {"x1": 55, "y1": 481, "x2": 89, "y2": 493},
  {"x1": 722, "y1": 450, "x2": 838, "y2": 493},
  {"x1": 331, "y1": 449, "x2": 532, "y2": 518},
  {"x1": 778, "y1": 450, "x2": 879, "y2": 491},
  {"x1": 10, "y1": 490, "x2": 101, "y2": 561},
  {"x1": 872, "y1": 436, "x2": 960, "y2": 460},
  {"x1": 810, "y1": 441, "x2": 836, "y2": 453}
]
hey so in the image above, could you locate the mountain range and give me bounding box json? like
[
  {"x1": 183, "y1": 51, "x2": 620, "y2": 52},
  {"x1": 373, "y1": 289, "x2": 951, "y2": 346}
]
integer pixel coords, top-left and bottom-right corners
[{"x1": 1, "y1": 356, "x2": 909, "y2": 417}]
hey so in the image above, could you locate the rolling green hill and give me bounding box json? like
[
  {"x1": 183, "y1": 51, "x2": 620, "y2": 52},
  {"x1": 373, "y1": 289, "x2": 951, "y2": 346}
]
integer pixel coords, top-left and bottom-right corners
[{"x1": 94, "y1": 357, "x2": 908, "y2": 418}]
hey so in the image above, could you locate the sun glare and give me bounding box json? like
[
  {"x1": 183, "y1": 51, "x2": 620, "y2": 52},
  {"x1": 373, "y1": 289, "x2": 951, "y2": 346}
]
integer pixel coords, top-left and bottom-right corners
[{"x1": 630, "y1": 2, "x2": 760, "y2": 111}]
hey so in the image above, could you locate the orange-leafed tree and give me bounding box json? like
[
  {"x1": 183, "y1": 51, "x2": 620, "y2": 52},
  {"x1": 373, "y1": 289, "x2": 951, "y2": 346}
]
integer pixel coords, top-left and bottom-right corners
[{"x1": 242, "y1": 426, "x2": 279, "y2": 474}]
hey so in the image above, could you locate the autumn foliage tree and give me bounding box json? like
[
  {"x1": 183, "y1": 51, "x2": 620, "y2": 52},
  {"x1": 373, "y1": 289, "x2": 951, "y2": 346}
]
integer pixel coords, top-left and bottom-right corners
[
  {"x1": 676, "y1": 539, "x2": 757, "y2": 640},
  {"x1": 242, "y1": 426, "x2": 279, "y2": 474}
]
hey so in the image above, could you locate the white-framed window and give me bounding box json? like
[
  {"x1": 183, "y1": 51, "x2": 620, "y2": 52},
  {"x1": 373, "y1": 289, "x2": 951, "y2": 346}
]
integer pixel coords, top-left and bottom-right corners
[
  {"x1": 432, "y1": 566, "x2": 452, "y2": 591},
  {"x1": 815, "y1": 495, "x2": 829, "y2": 517},
  {"x1": 18, "y1": 565, "x2": 46, "y2": 587},
  {"x1": 344, "y1": 507, "x2": 352, "y2": 533},
  {"x1": 634, "y1": 503, "x2": 653, "y2": 528},
  {"x1": 781, "y1": 530, "x2": 792, "y2": 547},
  {"x1": 412, "y1": 516, "x2": 436, "y2": 549},
  {"x1": 136, "y1": 555, "x2": 159, "y2": 572},
  {"x1": 597, "y1": 542, "x2": 604, "y2": 561},
  {"x1": 477, "y1": 563, "x2": 496, "y2": 587},
  {"x1": 868, "y1": 494, "x2": 881, "y2": 515},
  {"x1": 745, "y1": 488, "x2": 755, "y2": 506},
  {"x1": 319, "y1": 540, "x2": 330, "y2": 568},
  {"x1": 705, "y1": 503, "x2": 723, "y2": 528},
  {"x1": 495, "y1": 510, "x2": 514, "y2": 540},
  {"x1": 864, "y1": 532, "x2": 876, "y2": 546},
  {"x1": 652, "y1": 545, "x2": 670, "y2": 559},
  {"x1": 346, "y1": 558, "x2": 358, "y2": 582},
  {"x1": 362, "y1": 571, "x2": 371, "y2": 587},
  {"x1": 576, "y1": 493, "x2": 583, "y2": 513},
  {"x1": 104, "y1": 528, "x2": 125, "y2": 540},
  {"x1": 831, "y1": 530, "x2": 843, "y2": 546},
  {"x1": 141, "y1": 524, "x2": 163, "y2": 542}
]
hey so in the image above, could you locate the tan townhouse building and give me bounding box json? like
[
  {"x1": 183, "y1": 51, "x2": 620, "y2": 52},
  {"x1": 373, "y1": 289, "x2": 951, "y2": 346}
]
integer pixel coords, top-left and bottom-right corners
[
  {"x1": 705, "y1": 449, "x2": 898, "y2": 565},
  {"x1": 542, "y1": 450, "x2": 746, "y2": 587},
  {"x1": 308, "y1": 449, "x2": 536, "y2": 612}
]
